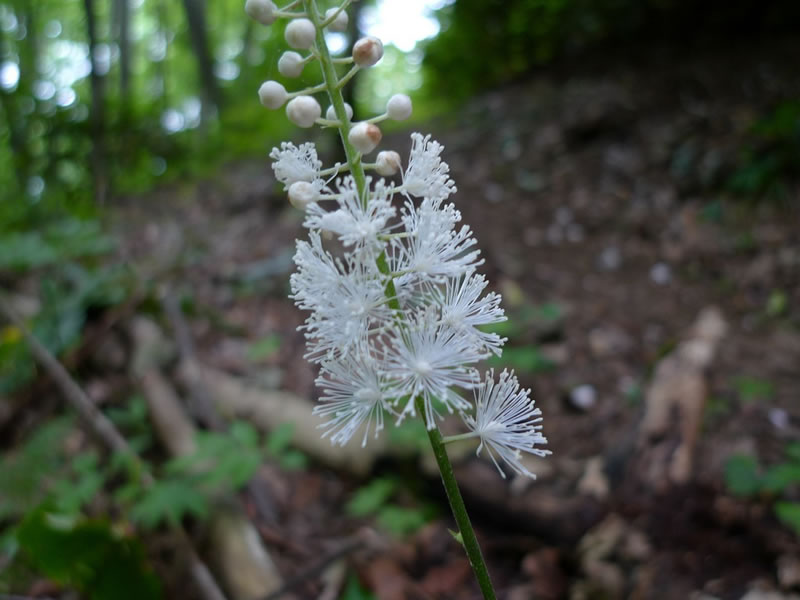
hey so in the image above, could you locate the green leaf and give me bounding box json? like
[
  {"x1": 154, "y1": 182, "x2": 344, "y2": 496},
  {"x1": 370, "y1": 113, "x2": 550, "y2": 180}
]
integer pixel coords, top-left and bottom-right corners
[
  {"x1": 724, "y1": 455, "x2": 761, "y2": 497},
  {"x1": 387, "y1": 419, "x2": 429, "y2": 452},
  {"x1": 17, "y1": 508, "x2": 162, "y2": 600},
  {"x1": 53, "y1": 458, "x2": 106, "y2": 515},
  {"x1": 488, "y1": 345, "x2": 554, "y2": 374},
  {"x1": 339, "y1": 574, "x2": 377, "y2": 600},
  {"x1": 535, "y1": 302, "x2": 564, "y2": 322},
  {"x1": 786, "y1": 443, "x2": 800, "y2": 463},
  {"x1": 266, "y1": 423, "x2": 296, "y2": 456},
  {"x1": 766, "y1": 289, "x2": 788, "y2": 318},
  {"x1": 376, "y1": 505, "x2": 429, "y2": 537},
  {"x1": 733, "y1": 376, "x2": 775, "y2": 403},
  {"x1": 346, "y1": 478, "x2": 397, "y2": 517},
  {"x1": 166, "y1": 424, "x2": 262, "y2": 492},
  {"x1": 448, "y1": 529, "x2": 464, "y2": 545},
  {"x1": 761, "y1": 464, "x2": 800, "y2": 494},
  {"x1": 245, "y1": 334, "x2": 282, "y2": 362},
  {"x1": 0, "y1": 417, "x2": 73, "y2": 519},
  {"x1": 130, "y1": 480, "x2": 208, "y2": 528},
  {"x1": 230, "y1": 421, "x2": 260, "y2": 447},
  {"x1": 775, "y1": 502, "x2": 800, "y2": 537},
  {"x1": 279, "y1": 450, "x2": 309, "y2": 472}
]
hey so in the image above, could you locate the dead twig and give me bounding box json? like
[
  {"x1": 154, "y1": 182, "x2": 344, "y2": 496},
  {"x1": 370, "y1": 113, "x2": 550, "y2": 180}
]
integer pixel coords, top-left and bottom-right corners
[
  {"x1": 0, "y1": 292, "x2": 229, "y2": 600},
  {"x1": 261, "y1": 535, "x2": 365, "y2": 600}
]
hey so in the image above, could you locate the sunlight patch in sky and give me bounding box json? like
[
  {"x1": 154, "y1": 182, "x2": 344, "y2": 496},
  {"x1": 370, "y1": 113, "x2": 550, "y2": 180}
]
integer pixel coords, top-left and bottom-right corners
[{"x1": 363, "y1": 0, "x2": 453, "y2": 52}]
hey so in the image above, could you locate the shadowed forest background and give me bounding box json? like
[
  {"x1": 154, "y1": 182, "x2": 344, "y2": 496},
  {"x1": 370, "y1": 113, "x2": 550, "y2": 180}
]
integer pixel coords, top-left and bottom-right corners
[{"x1": 1, "y1": 0, "x2": 799, "y2": 598}]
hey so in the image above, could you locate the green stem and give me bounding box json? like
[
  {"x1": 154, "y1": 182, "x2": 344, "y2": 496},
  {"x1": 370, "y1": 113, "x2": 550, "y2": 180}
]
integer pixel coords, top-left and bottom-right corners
[
  {"x1": 416, "y1": 397, "x2": 497, "y2": 600},
  {"x1": 303, "y1": 0, "x2": 367, "y2": 204}
]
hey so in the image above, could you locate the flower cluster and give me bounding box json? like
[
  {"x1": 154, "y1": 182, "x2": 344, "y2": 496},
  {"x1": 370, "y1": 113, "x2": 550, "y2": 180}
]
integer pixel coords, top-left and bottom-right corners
[{"x1": 246, "y1": 0, "x2": 549, "y2": 478}]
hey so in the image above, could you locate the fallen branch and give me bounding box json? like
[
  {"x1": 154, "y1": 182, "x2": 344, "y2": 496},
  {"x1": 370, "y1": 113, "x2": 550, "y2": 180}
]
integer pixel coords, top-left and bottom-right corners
[
  {"x1": 131, "y1": 316, "x2": 283, "y2": 600},
  {"x1": 0, "y1": 293, "x2": 228, "y2": 600}
]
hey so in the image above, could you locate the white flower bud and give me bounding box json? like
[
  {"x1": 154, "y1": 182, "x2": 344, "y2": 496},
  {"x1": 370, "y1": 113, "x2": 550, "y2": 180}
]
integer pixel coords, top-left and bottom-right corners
[
  {"x1": 286, "y1": 95, "x2": 321, "y2": 128},
  {"x1": 285, "y1": 18, "x2": 316, "y2": 50},
  {"x1": 386, "y1": 94, "x2": 412, "y2": 121},
  {"x1": 325, "y1": 8, "x2": 349, "y2": 33},
  {"x1": 348, "y1": 122, "x2": 382, "y2": 154},
  {"x1": 258, "y1": 80, "x2": 287, "y2": 109},
  {"x1": 278, "y1": 51, "x2": 305, "y2": 78},
  {"x1": 288, "y1": 181, "x2": 318, "y2": 210},
  {"x1": 375, "y1": 150, "x2": 402, "y2": 176},
  {"x1": 245, "y1": 0, "x2": 277, "y2": 26},
  {"x1": 352, "y1": 36, "x2": 383, "y2": 67},
  {"x1": 325, "y1": 102, "x2": 353, "y2": 122}
]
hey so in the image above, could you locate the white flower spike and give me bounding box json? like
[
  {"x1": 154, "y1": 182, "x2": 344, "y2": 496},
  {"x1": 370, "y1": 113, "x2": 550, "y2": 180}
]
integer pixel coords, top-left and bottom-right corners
[
  {"x1": 261, "y1": 0, "x2": 548, "y2": 487},
  {"x1": 464, "y1": 370, "x2": 551, "y2": 479},
  {"x1": 403, "y1": 133, "x2": 457, "y2": 200},
  {"x1": 269, "y1": 141, "x2": 323, "y2": 191},
  {"x1": 314, "y1": 354, "x2": 393, "y2": 447}
]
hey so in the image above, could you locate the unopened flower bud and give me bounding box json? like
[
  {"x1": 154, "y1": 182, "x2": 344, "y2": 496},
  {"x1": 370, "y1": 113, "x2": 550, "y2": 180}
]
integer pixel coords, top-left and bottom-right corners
[
  {"x1": 258, "y1": 80, "x2": 287, "y2": 109},
  {"x1": 245, "y1": 0, "x2": 277, "y2": 25},
  {"x1": 288, "y1": 181, "x2": 318, "y2": 210},
  {"x1": 348, "y1": 122, "x2": 382, "y2": 154},
  {"x1": 352, "y1": 36, "x2": 383, "y2": 67},
  {"x1": 376, "y1": 150, "x2": 402, "y2": 176},
  {"x1": 325, "y1": 102, "x2": 353, "y2": 122},
  {"x1": 278, "y1": 51, "x2": 305, "y2": 78},
  {"x1": 325, "y1": 8, "x2": 349, "y2": 32},
  {"x1": 285, "y1": 18, "x2": 316, "y2": 50},
  {"x1": 286, "y1": 95, "x2": 321, "y2": 128},
  {"x1": 386, "y1": 94, "x2": 412, "y2": 121}
]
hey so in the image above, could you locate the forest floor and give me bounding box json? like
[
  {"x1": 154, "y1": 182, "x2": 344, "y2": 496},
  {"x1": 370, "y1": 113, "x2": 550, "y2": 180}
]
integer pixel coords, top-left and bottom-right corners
[{"x1": 7, "y1": 38, "x2": 800, "y2": 600}]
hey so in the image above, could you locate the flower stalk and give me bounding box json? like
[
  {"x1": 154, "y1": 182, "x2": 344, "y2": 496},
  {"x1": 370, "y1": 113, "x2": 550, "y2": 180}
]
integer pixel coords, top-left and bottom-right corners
[
  {"x1": 302, "y1": 0, "x2": 367, "y2": 199},
  {"x1": 416, "y1": 395, "x2": 497, "y2": 600}
]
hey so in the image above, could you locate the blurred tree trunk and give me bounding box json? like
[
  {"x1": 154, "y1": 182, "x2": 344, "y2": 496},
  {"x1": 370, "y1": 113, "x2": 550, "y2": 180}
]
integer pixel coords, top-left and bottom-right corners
[
  {"x1": 239, "y1": 18, "x2": 254, "y2": 69},
  {"x1": 0, "y1": 25, "x2": 29, "y2": 191},
  {"x1": 181, "y1": 0, "x2": 221, "y2": 121},
  {"x1": 83, "y1": 0, "x2": 109, "y2": 205},
  {"x1": 156, "y1": 0, "x2": 169, "y2": 111},
  {"x1": 114, "y1": 0, "x2": 132, "y2": 116}
]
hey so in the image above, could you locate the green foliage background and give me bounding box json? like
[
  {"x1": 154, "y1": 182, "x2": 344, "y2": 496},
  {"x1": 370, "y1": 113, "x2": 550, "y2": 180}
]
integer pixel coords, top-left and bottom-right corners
[{"x1": 423, "y1": 0, "x2": 800, "y2": 101}]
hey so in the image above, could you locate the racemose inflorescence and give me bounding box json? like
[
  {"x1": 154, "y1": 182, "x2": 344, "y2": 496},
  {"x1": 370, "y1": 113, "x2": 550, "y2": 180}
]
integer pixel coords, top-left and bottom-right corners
[{"x1": 247, "y1": 0, "x2": 550, "y2": 478}]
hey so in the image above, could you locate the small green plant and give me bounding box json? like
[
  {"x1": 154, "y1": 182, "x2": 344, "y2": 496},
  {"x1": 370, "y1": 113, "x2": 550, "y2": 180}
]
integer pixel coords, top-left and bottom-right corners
[
  {"x1": 340, "y1": 574, "x2": 378, "y2": 600},
  {"x1": 14, "y1": 508, "x2": 162, "y2": 600},
  {"x1": 728, "y1": 101, "x2": 800, "y2": 201},
  {"x1": 724, "y1": 443, "x2": 800, "y2": 536},
  {"x1": 732, "y1": 375, "x2": 775, "y2": 403},
  {"x1": 483, "y1": 301, "x2": 562, "y2": 375},
  {"x1": 120, "y1": 421, "x2": 308, "y2": 528},
  {"x1": 0, "y1": 413, "x2": 308, "y2": 595},
  {"x1": 0, "y1": 262, "x2": 132, "y2": 395},
  {"x1": 346, "y1": 477, "x2": 437, "y2": 537},
  {"x1": 246, "y1": 333, "x2": 283, "y2": 362}
]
